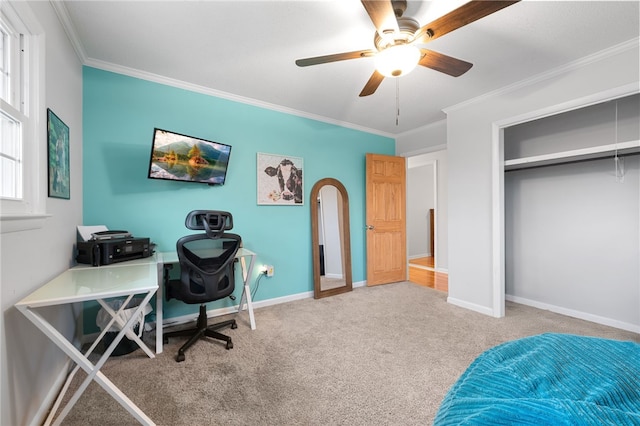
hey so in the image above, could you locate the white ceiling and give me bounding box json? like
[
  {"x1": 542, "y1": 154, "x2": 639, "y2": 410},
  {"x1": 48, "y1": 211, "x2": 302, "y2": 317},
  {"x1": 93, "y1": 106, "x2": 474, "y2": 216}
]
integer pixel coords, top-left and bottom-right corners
[{"x1": 58, "y1": 1, "x2": 639, "y2": 136}]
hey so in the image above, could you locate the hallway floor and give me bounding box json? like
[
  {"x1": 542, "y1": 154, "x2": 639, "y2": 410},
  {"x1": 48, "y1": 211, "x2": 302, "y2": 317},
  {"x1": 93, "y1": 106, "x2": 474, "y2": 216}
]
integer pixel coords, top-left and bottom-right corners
[{"x1": 408, "y1": 256, "x2": 448, "y2": 292}]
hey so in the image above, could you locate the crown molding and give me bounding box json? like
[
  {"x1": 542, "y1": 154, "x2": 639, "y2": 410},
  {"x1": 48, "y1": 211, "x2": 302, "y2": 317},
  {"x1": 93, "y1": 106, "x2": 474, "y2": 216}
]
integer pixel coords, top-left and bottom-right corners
[
  {"x1": 401, "y1": 144, "x2": 447, "y2": 158},
  {"x1": 396, "y1": 118, "x2": 446, "y2": 139},
  {"x1": 49, "y1": 0, "x2": 87, "y2": 63},
  {"x1": 84, "y1": 57, "x2": 395, "y2": 139},
  {"x1": 492, "y1": 82, "x2": 639, "y2": 129},
  {"x1": 444, "y1": 37, "x2": 640, "y2": 115}
]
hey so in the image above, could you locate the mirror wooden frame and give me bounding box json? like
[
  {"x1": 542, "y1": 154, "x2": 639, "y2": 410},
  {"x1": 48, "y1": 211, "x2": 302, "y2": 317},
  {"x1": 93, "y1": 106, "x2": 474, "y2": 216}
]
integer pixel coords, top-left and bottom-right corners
[{"x1": 311, "y1": 178, "x2": 353, "y2": 299}]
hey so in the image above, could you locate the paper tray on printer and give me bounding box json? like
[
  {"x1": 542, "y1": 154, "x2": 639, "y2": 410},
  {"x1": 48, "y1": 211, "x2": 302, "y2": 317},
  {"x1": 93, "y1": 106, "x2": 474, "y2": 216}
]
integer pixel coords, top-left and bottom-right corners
[{"x1": 91, "y1": 230, "x2": 132, "y2": 240}]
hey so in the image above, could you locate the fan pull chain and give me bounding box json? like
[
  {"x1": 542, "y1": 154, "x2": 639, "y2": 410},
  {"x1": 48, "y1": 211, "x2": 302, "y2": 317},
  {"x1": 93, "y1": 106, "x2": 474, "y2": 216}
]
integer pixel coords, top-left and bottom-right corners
[{"x1": 396, "y1": 78, "x2": 400, "y2": 126}]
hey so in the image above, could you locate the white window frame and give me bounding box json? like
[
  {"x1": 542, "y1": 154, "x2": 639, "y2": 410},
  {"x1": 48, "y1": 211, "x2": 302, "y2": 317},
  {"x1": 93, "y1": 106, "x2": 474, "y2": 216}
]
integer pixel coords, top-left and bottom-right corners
[{"x1": 0, "y1": 2, "x2": 48, "y2": 233}]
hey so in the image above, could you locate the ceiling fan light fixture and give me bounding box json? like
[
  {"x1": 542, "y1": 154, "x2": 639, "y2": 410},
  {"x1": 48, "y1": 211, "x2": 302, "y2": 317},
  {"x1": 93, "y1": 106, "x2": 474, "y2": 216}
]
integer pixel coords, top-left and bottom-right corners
[{"x1": 375, "y1": 44, "x2": 420, "y2": 78}]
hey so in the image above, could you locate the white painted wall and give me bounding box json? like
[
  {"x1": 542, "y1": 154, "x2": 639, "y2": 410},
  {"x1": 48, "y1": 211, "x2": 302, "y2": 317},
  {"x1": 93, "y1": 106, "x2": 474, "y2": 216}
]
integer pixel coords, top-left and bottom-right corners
[
  {"x1": 505, "y1": 157, "x2": 639, "y2": 328},
  {"x1": 445, "y1": 40, "x2": 639, "y2": 320},
  {"x1": 407, "y1": 164, "x2": 434, "y2": 258},
  {"x1": 397, "y1": 120, "x2": 449, "y2": 270},
  {"x1": 396, "y1": 119, "x2": 446, "y2": 157},
  {"x1": 1, "y1": 2, "x2": 83, "y2": 425}
]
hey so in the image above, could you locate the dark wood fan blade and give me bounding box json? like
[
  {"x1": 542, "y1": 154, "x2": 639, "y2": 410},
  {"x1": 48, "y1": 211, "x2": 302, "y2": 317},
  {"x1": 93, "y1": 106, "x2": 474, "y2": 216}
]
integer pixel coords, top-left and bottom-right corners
[
  {"x1": 419, "y1": 49, "x2": 473, "y2": 77},
  {"x1": 361, "y1": 0, "x2": 399, "y2": 36},
  {"x1": 416, "y1": 1, "x2": 520, "y2": 43},
  {"x1": 359, "y1": 70, "x2": 385, "y2": 97},
  {"x1": 295, "y1": 50, "x2": 375, "y2": 67}
]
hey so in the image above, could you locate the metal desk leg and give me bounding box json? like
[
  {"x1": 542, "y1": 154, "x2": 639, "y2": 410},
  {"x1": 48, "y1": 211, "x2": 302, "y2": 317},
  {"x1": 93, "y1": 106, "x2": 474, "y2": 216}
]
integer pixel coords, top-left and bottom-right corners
[
  {"x1": 237, "y1": 254, "x2": 256, "y2": 330},
  {"x1": 20, "y1": 292, "x2": 156, "y2": 426},
  {"x1": 59, "y1": 291, "x2": 155, "y2": 425},
  {"x1": 155, "y1": 261, "x2": 164, "y2": 354},
  {"x1": 45, "y1": 300, "x2": 137, "y2": 426}
]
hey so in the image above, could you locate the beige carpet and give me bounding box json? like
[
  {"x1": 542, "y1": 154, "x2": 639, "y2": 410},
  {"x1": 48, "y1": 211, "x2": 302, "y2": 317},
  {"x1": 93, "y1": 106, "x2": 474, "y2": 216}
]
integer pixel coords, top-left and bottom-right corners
[{"x1": 56, "y1": 282, "x2": 638, "y2": 425}]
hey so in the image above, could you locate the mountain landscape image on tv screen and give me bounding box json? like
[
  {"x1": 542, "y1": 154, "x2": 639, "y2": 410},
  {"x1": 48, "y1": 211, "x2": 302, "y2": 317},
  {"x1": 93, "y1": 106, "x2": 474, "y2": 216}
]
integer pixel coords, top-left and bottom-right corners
[{"x1": 148, "y1": 129, "x2": 231, "y2": 185}]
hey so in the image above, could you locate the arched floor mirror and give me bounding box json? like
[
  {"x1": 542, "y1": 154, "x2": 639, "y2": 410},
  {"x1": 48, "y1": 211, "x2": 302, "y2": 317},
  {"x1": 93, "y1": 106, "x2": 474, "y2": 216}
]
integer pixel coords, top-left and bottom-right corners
[{"x1": 311, "y1": 178, "x2": 352, "y2": 299}]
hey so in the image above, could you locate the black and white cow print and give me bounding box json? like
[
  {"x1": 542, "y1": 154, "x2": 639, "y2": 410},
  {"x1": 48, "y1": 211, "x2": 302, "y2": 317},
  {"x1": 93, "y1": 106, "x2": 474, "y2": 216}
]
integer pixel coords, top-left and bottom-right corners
[{"x1": 264, "y1": 158, "x2": 303, "y2": 204}]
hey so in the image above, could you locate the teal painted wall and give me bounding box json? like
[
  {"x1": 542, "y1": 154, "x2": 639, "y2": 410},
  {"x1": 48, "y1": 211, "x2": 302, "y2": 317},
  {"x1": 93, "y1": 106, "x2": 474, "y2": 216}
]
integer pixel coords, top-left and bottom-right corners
[{"x1": 82, "y1": 67, "x2": 394, "y2": 327}]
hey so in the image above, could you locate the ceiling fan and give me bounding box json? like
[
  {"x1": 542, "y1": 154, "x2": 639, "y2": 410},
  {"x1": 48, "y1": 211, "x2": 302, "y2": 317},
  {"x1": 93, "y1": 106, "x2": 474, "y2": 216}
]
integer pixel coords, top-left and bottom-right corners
[{"x1": 295, "y1": 0, "x2": 520, "y2": 97}]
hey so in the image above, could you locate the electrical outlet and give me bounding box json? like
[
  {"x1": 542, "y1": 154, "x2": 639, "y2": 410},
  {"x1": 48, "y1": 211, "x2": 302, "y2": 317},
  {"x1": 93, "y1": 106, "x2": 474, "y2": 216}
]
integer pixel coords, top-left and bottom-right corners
[{"x1": 266, "y1": 265, "x2": 274, "y2": 277}]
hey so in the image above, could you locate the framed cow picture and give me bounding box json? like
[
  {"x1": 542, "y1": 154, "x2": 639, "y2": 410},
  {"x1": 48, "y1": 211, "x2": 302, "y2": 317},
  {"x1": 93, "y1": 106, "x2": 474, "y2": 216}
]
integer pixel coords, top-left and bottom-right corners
[{"x1": 257, "y1": 152, "x2": 303, "y2": 205}]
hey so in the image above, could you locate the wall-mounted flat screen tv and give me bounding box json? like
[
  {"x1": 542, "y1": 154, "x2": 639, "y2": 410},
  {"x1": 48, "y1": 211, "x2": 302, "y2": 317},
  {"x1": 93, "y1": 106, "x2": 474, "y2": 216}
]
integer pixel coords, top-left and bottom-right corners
[{"x1": 148, "y1": 128, "x2": 231, "y2": 185}]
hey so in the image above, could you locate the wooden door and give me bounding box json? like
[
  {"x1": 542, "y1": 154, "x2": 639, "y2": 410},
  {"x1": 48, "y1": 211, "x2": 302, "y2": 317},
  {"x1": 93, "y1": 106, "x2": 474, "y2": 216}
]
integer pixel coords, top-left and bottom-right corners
[{"x1": 366, "y1": 153, "x2": 407, "y2": 286}]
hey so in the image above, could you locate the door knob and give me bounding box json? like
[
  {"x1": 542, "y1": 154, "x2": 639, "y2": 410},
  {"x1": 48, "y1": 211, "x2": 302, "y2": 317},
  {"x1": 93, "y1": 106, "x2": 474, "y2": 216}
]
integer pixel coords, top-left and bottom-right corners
[{"x1": 366, "y1": 225, "x2": 375, "y2": 230}]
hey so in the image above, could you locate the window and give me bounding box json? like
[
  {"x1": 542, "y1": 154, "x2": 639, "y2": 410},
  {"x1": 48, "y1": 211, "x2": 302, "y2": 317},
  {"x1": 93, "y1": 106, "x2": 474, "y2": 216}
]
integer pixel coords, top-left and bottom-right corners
[
  {"x1": 1, "y1": 24, "x2": 9, "y2": 99},
  {"x1": 0, "y1": 2, "x2": 46, "y2": 233},
  {"x1": 1, "y1": 111, "x2": 22, "y2": 199},
  {"x1": 0, "y1": 14, "x2": 23, "y2": 201}
]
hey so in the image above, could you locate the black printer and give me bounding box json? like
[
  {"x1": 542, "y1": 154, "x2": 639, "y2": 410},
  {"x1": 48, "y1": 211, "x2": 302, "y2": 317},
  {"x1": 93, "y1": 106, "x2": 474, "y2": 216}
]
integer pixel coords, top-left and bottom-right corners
[{"x1": 76, "y1": 230, "x2": 152, "y2": 266}]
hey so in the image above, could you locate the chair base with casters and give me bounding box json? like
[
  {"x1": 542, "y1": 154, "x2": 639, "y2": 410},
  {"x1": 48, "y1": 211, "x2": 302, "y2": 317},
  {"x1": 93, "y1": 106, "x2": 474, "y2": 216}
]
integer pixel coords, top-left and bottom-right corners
[{"x1": 163, "y1": 304, "x2": 237, "y2": 362}]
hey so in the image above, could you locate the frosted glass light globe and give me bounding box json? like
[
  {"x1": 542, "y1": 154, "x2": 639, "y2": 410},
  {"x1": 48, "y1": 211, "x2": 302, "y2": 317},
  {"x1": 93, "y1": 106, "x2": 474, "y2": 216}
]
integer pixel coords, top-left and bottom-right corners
[{"x1": 375, "y1": 45, "x2": 420, "y2": 77}]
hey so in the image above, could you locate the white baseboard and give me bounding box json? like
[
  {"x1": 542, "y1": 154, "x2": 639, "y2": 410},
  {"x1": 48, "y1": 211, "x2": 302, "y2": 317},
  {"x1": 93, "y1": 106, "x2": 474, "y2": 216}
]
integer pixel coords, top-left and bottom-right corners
[
  {"x1": 408, "y1": 253, "x2": 431, "y2": 260},
  {"x1": 406, "y1": 257, "x2": 448, "y2": 275},
  {"x1": 160, "y1": 290, "x2": 316, "y2": 329},
  {"x1": 447, "y1": 297, "x2": 498, "y2": 317},
  {"x1": 506, "y1": 294, "x2": 640, "y2": 334},
  {"x1": 161, "y1": 306, "x2": 238, "y2": 329},
  {"x1": 353, "y1": 280, "x2": 366, "y2": 288}
]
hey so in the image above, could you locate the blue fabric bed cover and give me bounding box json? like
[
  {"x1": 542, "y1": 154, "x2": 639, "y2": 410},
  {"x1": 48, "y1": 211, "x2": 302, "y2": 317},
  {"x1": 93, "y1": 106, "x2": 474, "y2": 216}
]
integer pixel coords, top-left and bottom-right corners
[{"x1": 434, "y1": 333, "x2": 640, "y2": 425}]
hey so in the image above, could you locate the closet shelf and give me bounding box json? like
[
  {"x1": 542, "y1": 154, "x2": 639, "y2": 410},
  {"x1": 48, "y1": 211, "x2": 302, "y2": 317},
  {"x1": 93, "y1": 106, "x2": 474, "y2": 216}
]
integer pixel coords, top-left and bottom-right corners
[{"x1": 504, "y1": 140, "x2": 640, "y2": 171}]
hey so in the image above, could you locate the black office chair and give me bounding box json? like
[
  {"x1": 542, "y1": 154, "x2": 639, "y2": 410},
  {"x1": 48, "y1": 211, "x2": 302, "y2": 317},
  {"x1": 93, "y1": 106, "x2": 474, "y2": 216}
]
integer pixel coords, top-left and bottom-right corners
[{"x1": 164, "y1": 210, "x2": 241, "y2": 362}]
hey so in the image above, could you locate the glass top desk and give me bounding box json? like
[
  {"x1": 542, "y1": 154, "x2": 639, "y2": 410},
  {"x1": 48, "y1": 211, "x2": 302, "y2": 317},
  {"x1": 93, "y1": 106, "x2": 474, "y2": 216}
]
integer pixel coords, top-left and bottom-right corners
[
  {"x1": 14, "y1": 248, "x2": 256, "y2": 425},
  {"x1": 15, "y1": 261, "x2": 158, "y2": 426}
]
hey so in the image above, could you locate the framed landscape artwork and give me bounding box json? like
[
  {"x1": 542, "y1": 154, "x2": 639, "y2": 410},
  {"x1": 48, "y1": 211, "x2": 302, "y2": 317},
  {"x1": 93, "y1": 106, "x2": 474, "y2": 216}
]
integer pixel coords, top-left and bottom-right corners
[
  {"x1": 47, "y1": 109, "x2": 70, "y2": 199},
  {"x1": 257, "y1": 152, "x2": 303, "y2": 205}
]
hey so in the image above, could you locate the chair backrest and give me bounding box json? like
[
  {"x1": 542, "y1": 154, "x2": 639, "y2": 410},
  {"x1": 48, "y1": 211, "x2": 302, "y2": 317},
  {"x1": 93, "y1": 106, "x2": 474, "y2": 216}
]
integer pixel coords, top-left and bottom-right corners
[{"x1": 167, "y1": 211, "x2": 242, "y2": 304}]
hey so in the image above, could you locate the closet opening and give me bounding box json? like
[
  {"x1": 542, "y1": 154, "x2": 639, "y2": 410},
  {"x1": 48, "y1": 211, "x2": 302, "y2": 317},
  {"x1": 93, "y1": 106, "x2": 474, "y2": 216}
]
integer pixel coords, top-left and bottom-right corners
[{"x1": 494, "y1": 91, "x2": 639, "y2": 331}]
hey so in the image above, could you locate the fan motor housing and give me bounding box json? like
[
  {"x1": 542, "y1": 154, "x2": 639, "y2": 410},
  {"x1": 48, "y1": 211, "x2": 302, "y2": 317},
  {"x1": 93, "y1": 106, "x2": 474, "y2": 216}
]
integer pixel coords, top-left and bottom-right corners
[{"x1": 374, "y1": 17, "x2": 419, "y2": 51}]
